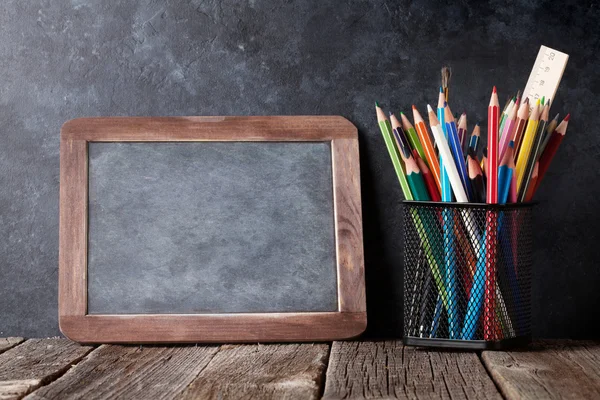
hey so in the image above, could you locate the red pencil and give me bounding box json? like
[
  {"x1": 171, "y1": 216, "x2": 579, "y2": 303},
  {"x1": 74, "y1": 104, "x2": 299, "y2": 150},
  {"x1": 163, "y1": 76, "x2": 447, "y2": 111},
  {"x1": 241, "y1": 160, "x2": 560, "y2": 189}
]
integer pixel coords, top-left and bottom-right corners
[
  {"x1": 534, "y1": 114, "x2": 570, "y2": 194},
  {"x1": 414, "y1": 150, "x2": 441, "y2": 202},
  {"x1": 485, "y1": 86, "x2": 500, "y2": 341},
  {"x1": 525, "y1": 161, "x2": 539, "y2": 201},
  {"x1": 487, "y1": 86, "x2": 500, "y2": 204}
]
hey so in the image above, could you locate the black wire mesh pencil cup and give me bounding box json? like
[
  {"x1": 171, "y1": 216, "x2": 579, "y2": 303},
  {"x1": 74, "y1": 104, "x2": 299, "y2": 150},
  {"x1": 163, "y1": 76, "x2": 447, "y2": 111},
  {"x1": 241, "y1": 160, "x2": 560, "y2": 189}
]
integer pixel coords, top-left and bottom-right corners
[{"x1": 402, "y1": 201, "x2": 534, "y2": 350}]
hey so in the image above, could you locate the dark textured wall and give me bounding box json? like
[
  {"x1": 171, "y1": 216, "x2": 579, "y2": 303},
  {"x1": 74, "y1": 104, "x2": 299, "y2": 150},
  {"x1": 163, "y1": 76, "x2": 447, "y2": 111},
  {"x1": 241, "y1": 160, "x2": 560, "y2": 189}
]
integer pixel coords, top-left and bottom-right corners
[{"x1": 1, "y1": 0, "x2": 599, "y2": 338}]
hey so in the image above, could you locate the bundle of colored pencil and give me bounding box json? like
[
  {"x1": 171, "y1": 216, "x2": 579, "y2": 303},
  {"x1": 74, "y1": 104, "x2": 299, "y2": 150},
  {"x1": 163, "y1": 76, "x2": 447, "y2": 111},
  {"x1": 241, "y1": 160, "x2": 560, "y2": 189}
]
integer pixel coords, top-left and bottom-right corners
[
  {"x1": 376, "y1": 91, "x2": 570, "y2": 205},
  {"x1": 378, "y1": 66, "x2": 571, "y2": 342}
]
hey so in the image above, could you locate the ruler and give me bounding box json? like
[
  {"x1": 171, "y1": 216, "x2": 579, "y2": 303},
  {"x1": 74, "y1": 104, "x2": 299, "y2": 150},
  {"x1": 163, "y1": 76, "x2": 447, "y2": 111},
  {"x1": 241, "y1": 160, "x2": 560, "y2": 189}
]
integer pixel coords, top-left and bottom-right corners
[{"x1": 522, "y1": 45, "x2": 569, "y2": 110}]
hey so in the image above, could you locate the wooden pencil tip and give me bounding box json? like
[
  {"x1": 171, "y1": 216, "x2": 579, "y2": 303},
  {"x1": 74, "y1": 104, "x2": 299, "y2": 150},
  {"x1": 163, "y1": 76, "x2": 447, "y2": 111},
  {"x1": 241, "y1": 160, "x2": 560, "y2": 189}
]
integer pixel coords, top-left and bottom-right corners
[
  {"x1": 375, "y1": 101, "x2": 380, "y2": 108},
  {"x1": 524, "y1": 97, "x2": 529, "y2": 104},
  {"x1": 509, "y1": 140, "x2": 514, "y2": 148},
  {"x1": 439, "y1": 86, "x2": 443, "y2": 93},
  {"x1": 492, "y1": 86, "x2": 497, "y2": 93},
  {"x1": 427, "y1": 104, "x2": 434, "y2": 112},
  {"x1": 564, "y1": 113, "x2": 571, "y2": 121},
  {"x1": 476, "y1": 122, "x2": 480, "y2": 126},
  {"x1": 444, "y1": 101, "x2": 448, "y2": 107},
  {"x1": 412, "y1": 104, "x2": 417, "y2": 110}
]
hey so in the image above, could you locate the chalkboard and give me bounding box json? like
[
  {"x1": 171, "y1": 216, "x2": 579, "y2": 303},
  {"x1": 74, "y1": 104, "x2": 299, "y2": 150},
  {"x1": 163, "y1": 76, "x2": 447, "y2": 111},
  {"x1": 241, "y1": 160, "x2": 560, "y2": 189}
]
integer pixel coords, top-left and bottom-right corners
[
  {"x1": 87, "y1": 141, "x2": 337, "y2": 314},
  {"x1": 59, "y1": 116, "x2": 366, "y2": 343}
]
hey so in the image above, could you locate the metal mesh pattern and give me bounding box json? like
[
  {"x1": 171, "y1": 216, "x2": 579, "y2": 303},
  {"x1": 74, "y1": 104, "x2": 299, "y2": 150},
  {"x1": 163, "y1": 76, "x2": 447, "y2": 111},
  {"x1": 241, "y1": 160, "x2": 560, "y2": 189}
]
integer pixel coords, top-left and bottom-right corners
[{"x1": 403, "y1": 201, "x2": 533, "y2": 344}]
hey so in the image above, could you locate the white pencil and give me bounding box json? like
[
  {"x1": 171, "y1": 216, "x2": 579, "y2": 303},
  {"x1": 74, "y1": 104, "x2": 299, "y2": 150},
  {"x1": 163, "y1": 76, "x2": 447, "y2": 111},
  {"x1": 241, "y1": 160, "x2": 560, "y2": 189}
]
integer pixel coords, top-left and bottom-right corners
[{"x1": 426, "y1": 104, "x2": 468, "y2": 202}]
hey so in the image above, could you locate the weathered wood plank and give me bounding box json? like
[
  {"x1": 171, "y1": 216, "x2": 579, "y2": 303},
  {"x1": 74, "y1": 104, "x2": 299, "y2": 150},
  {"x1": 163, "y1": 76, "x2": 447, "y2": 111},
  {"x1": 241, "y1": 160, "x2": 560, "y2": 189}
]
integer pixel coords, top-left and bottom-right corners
[
  {"x1": 323, "y1": 341, "x2": 501, "y2": 399},
  {"x1": 0, "y1": 338, "x2": 24, "y2": 354},
  {"x1": 0, "y1": 338, "x2": 93, "y2": 400},
  {"x1": 179, "y1": 343, "x2": 330, "y2": 400},
  {"x1": 482, "y1": 340, "x2": 600, "y2": 400},
  {"x1": 25, "y1": 344, "x2": 219, "y2": 400}
]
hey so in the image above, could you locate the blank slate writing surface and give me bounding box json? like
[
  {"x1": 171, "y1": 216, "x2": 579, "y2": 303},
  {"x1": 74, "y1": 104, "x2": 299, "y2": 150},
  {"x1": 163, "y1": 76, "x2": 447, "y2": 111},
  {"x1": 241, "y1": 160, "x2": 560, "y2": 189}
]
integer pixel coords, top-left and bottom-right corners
[{"x1": 87, "y1": 142, "x2": 337, "y2": 314}]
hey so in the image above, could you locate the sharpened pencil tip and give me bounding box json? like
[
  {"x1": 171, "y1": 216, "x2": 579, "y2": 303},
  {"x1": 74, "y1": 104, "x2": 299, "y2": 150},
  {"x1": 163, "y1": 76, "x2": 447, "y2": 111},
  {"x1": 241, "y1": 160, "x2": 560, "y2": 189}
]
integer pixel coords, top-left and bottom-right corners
[
  {"x1": 439, "y1": 86, "x2": 443, "y2": 93},
  {"x1": 524, "y1": 97, "x2": 529, "y2": 104},
  {"x1": 412, "y1": 105, "x2": 417, "y2": 110},
  {"x1": 400, "y1": 111, "x2": 404, "y2": 115},
  {"x1": 492, "y1": 86, "x2": 497, "y2": 93},
  {"x1": 564, "y1": 113, "x2": 571, "y2": 121},
  {"x1": 476, "y1": 122, "x2": 480, "y2": 126},
  {"x1": 444, "y1": 101, "x2": 448, "y2": 107},
  {"x1": 509, "y1": 141, "x2": 514, "y2": 147},
  {"x1": 375, "y1": 101, "x2": 380, "y2": 108},
  {"x1": 427, "y1": 104, "x2": 433, "y2": 112}
]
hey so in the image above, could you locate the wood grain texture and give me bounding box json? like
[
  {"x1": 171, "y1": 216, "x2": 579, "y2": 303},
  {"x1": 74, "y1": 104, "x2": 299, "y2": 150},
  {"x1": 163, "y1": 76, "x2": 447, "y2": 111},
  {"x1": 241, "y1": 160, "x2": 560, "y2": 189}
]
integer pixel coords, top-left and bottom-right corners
[
  {"x1": 59, "y1": 116, "x2": 366, "y2": 343},
  {"x1": 323, "y1": 341, "x2": 501, "y2": 399},
  {"x1": 179, "y1": 343, "x2": 329, "y2": 399},
  {"x1": 61, "y1": 116, "x2": 357, "y2": 141},
  {"x1": 0, "y1": 338, "x2": 24, "y2": 354},
  {"x1": 60, "y1": 313, "x2": 365, "y2": 344},
  {"x1": 0, "y1": 339, "x2": 92, "y2": 400},
  {"x1": 332, "y1": 138, "x2": 366, "y2": 313},
  {"x1": 25, "y1": 344, "x2": 220, "y2": 400},
  {"x1": 482, "y1": 340, "x2": 600, "y2": 400},
  {"x1": 58, "y1": 138, "x2": 88, "y2": 317}
]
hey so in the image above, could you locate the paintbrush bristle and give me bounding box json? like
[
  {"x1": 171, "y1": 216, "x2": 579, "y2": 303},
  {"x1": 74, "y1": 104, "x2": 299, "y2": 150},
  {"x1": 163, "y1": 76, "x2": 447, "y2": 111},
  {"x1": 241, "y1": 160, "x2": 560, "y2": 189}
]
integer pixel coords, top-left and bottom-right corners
[{"x1": 441, "y1": 66, "x2": 451, "y2": 88}]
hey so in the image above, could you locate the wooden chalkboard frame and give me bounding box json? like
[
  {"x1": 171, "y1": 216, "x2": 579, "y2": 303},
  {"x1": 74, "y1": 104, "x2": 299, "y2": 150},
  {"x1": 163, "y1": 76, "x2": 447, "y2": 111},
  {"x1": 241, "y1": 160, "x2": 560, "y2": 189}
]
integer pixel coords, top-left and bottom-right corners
[{"x1": 59, "y1": 116, "x2": 366, "y2": 343}]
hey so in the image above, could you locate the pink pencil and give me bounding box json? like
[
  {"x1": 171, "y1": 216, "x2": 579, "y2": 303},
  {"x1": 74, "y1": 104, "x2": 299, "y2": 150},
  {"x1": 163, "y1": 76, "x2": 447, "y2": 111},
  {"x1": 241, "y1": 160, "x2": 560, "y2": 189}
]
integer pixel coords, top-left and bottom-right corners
[{"x1": 498, "y1": 101, "x2": 518, "y2": 162}]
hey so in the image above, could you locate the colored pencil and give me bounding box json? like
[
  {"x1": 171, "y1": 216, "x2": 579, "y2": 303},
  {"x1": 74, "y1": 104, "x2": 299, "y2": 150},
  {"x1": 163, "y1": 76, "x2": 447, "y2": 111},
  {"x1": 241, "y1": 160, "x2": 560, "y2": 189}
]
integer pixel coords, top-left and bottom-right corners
[
  {"x1": 484, "y1": 86, "x2": 500, "y2": 341},
  {"x1": 518, "y1": 101, "x2": 549, "y2": 202},
  {"x1": 538, "y1": 113, "x2": 560, "y2": 156},
  {"x1": 515, "y1": 99, "x2": 541, "y2": 190},
  {"x1": 413, "y1": 105, "x2": 442, "y2": 192},
  {"x1": 381, "y1": 106, "x2": 449, "y2": 325},
  {"x1": 467, "y1": 149, "x2": 486, "y2": 203},
  {"x1": 414, "y1": 150, "x2": 441, "y2": 202},
  {"x1": 468, "y1": 123, "x2": 481, "y2": 158},
  {"x1": 377, "y1": 103, "x2": 413, "y2": 200},
  {"x1": 429, "y1": 103, "x2": 469, "y2": 339},
  {"x1": 512, "y1": 98, "x2": 530, "y2": 159},
  {"x1": 498, "y1": 142, "x2": 515, "y2": 204},
  {"x1": 498, "y1": 98, "x2": 518, "y2": 162},
  {"x1": 400, "y1": 112, "x2": 426, "y2": 161},
  {"x1": 525, "y1": 161, "x2": 539, "y2": 201},
  {"x1": 391, "y1": 114, "x2": 431, "y2": 202},
  {"x1": 487, "y1": 86, "x2": 500, "y2": 204},
  {"x1": 438, "y1": 88, "x2": 452, "y2": 202},
  {"x1": 535, "y1": 114, "x2": 570, "y2": 194},
  {"x1": 445, "y1": 103, "x2": 472, "y2": 201},
  {"x1": 456, "y1": 112, "x2": 468, "y2": 151},
  {"x1": 481, "y1": 147, "x2": 488, "y2": 179},
  {"x1": 499, "y1": 97, "x2": 515, "y2": 134},
  {"x1": 427, "y1": 105, "x2": 469, "y2": 202}
]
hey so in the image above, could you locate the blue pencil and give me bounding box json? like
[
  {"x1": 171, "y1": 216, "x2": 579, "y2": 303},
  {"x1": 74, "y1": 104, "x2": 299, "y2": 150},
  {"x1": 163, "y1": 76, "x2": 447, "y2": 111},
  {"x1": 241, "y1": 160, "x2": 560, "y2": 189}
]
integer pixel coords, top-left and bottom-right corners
[
  {"x1": 435, "y1": 89, "x2": 459, "y2": 339},
  {"x1": 461, "y1": 231, "x2": 487, "y2": 339},
  {"x1": 445, "y1": 103, "x2": 472, "y2": 202},
  {"x1": 498, "y1": 141, "x2": 515, "y2": 205},
  {"x1": 437, "y1": 88, "x2": 453, "y2": 202}
]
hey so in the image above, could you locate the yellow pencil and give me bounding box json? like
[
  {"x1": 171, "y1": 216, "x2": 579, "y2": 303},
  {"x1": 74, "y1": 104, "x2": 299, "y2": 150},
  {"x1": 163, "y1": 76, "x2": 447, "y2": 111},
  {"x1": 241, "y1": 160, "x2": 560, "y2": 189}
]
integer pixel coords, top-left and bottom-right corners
[{"x1": 515, "y1": 99, "x2": 541, "y2": 189}]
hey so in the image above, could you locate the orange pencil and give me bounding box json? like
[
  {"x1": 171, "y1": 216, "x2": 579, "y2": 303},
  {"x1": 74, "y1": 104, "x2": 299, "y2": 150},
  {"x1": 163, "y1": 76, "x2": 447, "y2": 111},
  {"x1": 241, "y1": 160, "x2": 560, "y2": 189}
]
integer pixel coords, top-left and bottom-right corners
[{"x1": 412, "y1": 105, "x2": 442, "y2": 192}]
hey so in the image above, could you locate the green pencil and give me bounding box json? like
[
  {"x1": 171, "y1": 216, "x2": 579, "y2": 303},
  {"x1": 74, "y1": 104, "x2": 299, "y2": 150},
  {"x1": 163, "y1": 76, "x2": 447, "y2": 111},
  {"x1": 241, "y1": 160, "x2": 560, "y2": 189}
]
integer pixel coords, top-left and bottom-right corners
[
  {"x1": 376, "y1": 102, "x2": 413, "y2": 200},
  {"x1": 391, "y1": 113, "x2": 430, "y2": 202},
  {"x1": 399, "y1": 112, "x2": 426, "y2": 161}
]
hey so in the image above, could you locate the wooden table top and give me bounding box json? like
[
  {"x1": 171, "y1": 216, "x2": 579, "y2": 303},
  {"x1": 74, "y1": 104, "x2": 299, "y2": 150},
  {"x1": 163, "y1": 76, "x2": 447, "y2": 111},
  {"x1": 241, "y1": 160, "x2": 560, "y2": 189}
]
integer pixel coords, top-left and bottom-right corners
[{"x1": 1, "y1": 338, "x2": 598, "y2": 399}]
